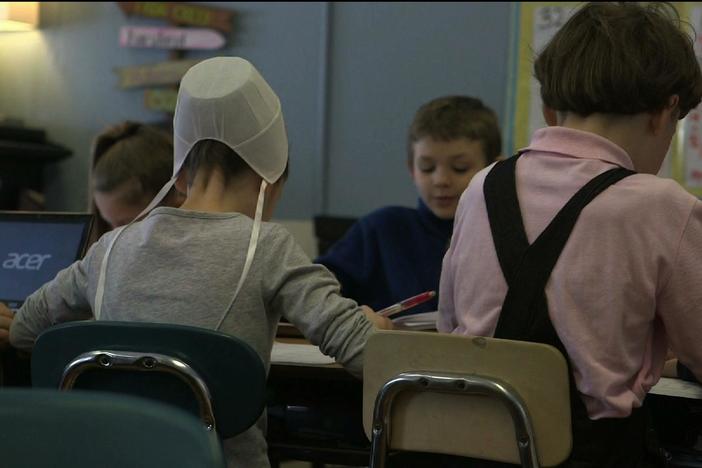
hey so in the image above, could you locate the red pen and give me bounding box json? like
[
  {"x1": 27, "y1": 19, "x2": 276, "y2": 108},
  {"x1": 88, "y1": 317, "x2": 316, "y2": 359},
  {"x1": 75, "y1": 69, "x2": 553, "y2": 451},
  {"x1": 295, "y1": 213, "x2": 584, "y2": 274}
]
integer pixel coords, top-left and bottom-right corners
[{"x1": 377, "y1": 291, "x2": 436, "y2": 318}]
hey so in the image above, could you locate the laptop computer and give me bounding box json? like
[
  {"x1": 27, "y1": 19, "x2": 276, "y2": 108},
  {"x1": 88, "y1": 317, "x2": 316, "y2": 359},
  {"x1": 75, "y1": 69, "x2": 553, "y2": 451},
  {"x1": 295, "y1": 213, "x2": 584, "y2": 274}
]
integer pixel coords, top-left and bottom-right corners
[{"x1": 0, "y1": 211, "x2": 93, "y2": 310}]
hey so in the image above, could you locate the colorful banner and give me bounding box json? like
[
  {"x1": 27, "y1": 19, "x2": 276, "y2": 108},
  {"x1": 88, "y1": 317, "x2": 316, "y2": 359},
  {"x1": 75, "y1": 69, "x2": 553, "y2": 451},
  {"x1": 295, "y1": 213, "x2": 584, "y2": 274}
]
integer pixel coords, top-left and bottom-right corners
[
  {"x1": 120, "y1": 26, "x2": 226, "y2": 50},
  {"x1": 117, "y1": 2, "x2": 233, "y2": 32},
  {"x1": 115, "y1": 59, "x2": 200, "y2": 89},
  {"x1": 144, "y1": 88, "x2": 178, "y2": 113}
]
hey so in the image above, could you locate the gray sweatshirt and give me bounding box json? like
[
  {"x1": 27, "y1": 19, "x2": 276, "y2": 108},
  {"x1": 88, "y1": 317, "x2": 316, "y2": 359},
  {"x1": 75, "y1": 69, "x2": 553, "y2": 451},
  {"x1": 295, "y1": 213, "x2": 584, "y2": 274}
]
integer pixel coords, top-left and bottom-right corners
[{"x1": 11, "y1": 207, "x2": 375, "y2": 467}]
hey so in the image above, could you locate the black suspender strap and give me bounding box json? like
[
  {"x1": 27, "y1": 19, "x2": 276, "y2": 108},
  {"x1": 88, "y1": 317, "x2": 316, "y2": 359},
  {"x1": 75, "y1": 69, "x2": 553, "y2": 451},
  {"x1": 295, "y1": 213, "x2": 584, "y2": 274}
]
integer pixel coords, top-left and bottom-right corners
[
  {"x1": 484, "y1": 153, "x2": 635, "y2": 342},
  {"x1": 483, "y1": 154, "x2": 656, "y2": 468},
  {"x1": 483, "y1": 154, "x2": 529, "y2": 287}
]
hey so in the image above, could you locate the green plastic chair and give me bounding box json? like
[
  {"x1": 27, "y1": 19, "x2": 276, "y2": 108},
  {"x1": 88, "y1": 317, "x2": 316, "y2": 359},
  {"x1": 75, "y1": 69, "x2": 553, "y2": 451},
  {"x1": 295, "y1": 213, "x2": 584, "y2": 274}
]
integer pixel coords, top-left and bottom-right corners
[
  {"x1": 31, "y1": 321, "x2": 267, "y2": 439},
  {"x1": 0, "y1": 388, "x2": 226, "y2": 468}
]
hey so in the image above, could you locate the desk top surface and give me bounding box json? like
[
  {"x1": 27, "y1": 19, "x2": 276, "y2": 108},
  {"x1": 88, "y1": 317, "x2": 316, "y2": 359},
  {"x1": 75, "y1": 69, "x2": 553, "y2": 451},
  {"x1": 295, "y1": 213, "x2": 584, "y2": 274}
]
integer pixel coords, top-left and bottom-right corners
[
  {"x1": 271, "y1": 340, "x2": 702, "y2": 400},
  {"x1": 650, "y1": 377, "x2": 702, "y2": 399}
]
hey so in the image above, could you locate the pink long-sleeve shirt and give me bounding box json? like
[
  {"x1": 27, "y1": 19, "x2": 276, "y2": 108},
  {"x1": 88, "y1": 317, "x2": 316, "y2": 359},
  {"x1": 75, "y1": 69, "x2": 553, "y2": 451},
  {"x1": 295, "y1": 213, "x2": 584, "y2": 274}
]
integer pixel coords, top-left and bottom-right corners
[{"x1": 439, "y1": 126, "x2": 702, "y2": 419}]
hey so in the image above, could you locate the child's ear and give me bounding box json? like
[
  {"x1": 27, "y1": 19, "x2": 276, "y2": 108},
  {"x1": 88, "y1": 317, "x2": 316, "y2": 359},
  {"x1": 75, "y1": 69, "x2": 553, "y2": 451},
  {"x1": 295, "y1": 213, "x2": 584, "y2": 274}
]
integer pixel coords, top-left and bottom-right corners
[
  {"x1": 666, "y1": 95, "x2": 680, "y2": 122},
  {"x1": 649, "y1": 95, "x2": 680, "y2": 135},
  {"x1": 174, "y1": 169, "x2": 188, "y2": 195},
  {"x1": 542, "y1": 104, "x2": 558, "y2": 126},
  {"x1": 407, "y1": 159, "x2": 416, "y2": 180}
]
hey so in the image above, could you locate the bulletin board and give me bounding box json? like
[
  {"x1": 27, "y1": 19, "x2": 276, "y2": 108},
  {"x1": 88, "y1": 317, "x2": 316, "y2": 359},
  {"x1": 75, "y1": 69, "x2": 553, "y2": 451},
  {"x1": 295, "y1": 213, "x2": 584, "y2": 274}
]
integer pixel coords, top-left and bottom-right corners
[
  {"x1": 508, "y1": 2, "x2": 702, "y2": 195},
  {"x1": 508, "y1": 2, "x2": 577, "y2": 154},
  {"x1": 674, "y1": 2, "x2": 702, "y2": 195}
]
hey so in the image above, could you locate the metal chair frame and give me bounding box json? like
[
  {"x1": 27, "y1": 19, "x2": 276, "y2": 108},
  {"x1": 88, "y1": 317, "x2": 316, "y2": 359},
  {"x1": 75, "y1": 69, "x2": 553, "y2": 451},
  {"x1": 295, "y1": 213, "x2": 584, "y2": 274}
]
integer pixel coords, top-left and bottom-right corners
[
  {"x1": 59, "y1": 350, "x2": 217, "y2": 431},
  {"x1": 369, "y1": 371, "x2": 540, "y2": 468},
  {"x1": 32, "y1": 321, "x2": 267, "y2": 440}
]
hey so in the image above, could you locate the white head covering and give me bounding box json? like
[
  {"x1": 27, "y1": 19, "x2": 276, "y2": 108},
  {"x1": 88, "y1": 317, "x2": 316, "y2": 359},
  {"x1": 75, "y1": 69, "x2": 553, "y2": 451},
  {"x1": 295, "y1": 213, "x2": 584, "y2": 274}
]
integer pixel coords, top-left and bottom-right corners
[
  {"x1": 94, "y1": 57, "x2": 288, "y2": 327},
  {"x1": 173, "y1": 56, "x2": 288, "y2": 184}
]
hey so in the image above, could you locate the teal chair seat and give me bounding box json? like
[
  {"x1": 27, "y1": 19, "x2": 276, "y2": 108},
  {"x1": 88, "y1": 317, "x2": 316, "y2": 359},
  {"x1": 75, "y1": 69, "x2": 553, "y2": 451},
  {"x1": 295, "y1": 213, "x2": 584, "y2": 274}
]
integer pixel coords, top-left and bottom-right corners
[
  {"x1": 31, "y1": 321, "x2": 267, "y2": 439},
  {"x1": 0, "y1": 388, "x2": 226, "y2": 468}
]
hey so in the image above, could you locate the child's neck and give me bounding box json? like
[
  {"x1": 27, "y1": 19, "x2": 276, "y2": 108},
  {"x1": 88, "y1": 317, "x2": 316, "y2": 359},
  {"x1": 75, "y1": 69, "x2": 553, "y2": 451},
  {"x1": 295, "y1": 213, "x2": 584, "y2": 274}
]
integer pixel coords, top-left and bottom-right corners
[
  {"x1": 180, "y1": 172, "x2": 259, "y2": 218},
  {"x1": 560, "y1": 113, "x2": 645, "y2": 154},
  {"x1": 559, "y1": 112, "x2": 660, "y2": 173}
]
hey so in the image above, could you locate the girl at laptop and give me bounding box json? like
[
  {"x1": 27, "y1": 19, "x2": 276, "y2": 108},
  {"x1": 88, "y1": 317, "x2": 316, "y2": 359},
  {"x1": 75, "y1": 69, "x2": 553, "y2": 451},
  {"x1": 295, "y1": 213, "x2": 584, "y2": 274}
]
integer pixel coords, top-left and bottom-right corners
[
  {"x1": 7, "y1": 56, "x2": 392, "y2": 467},
  {"x1": 89, "y1": 121, "x2": 185, "y2": 243}
]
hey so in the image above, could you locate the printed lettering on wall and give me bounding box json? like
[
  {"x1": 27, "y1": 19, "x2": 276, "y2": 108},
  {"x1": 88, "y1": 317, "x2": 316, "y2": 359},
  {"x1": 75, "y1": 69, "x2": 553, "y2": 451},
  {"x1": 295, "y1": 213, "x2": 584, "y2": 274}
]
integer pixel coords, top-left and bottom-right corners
[{"x1": 114, "y1": 2, "x2": 234, "y2": 114}]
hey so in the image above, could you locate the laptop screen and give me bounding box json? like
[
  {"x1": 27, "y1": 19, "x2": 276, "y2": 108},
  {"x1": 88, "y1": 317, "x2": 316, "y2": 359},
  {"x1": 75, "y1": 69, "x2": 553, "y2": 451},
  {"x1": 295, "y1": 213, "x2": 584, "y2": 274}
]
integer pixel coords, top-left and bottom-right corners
[{"x1": 0, "y1": 212, "x2": 93, "y2": 309}]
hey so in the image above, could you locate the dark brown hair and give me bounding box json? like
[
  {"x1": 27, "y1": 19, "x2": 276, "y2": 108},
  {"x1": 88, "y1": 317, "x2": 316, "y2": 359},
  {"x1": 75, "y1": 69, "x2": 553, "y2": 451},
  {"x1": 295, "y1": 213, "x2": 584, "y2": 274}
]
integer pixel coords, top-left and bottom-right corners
[
  {"x1": 534, "y1": 2, "x2": 702, "y2": 118},
  {"x1": 407, "y1": 96, "x2": 501, "y2": 165},
  {"x1": 185, "y1": 139, "x2": 289, "y2": 188},
  {"x1": 90, "y1": 121, "x2": 174, "y2": 239},
  {"x1": 92, "y1": 122, "x2": 173, "y2": 198}
]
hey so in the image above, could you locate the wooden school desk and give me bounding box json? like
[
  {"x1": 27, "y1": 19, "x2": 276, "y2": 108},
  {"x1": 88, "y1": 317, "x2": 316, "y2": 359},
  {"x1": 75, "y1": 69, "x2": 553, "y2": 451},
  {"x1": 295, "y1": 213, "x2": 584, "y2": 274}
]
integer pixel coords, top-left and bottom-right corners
[
  {"x1": 648, "y1": 377, "x2": 702, "y2": 462},
  {"x1": 267, "y1": 337, "x2": 370, "y2": 467},
  {"x1": 266, "y1": 336, "x2": 702, "y2": 467},
  {"x1": 650, "y1": 377, "x2": 702, "y2": 400}
]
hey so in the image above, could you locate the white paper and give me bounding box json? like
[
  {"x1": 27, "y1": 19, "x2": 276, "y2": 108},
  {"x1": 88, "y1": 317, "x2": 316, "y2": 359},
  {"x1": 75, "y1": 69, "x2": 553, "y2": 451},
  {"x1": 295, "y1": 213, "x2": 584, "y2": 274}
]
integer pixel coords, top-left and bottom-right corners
[
  {"x1": 271, "y1": 342, "x2": 335, "y2": 365},
  {"x1": 392, "y1": 311, "x2": 439, "y2": 330},
  {"x1": 649, "y1": 377, "x2": 702, "y2": 400}
]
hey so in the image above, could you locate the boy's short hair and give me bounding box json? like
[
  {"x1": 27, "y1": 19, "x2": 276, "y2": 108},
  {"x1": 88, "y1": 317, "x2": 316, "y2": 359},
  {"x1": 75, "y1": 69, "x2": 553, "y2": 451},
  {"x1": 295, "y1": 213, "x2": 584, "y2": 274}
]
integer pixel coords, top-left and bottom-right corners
[
  {"x1": 185, "y1": 139, "x2": 289, "y2": 188},
  {"x1": 535, "y1": 2, "x2": 702, "y2": 119},
  {"x1": 407, "y1": 96, "x2": 501, "y2": 165}
]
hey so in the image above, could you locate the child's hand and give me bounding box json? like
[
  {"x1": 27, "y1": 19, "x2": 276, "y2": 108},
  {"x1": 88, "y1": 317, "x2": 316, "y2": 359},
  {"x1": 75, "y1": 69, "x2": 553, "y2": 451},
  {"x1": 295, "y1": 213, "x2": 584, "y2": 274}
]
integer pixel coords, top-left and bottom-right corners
[
  {"x1": 361, "y1": 305, "x2": 394, "y2": 330},
  {"x1": 0, "y1": 302, "x2": 14, "y2": 349}
]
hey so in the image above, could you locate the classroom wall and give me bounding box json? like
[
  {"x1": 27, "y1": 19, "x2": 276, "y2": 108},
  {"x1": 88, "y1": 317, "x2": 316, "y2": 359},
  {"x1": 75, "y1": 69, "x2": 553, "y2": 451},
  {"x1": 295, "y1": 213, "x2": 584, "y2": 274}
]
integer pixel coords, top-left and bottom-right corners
[{"x1": 0, "y1": 2, "x2": 511, "y2": 220}]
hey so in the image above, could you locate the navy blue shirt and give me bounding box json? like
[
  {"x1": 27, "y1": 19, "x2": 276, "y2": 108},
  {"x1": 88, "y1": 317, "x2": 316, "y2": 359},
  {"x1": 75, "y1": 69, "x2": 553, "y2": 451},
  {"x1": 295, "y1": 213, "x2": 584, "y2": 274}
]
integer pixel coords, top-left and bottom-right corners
[{"x1": 315, "y1": 199, "x2": 453, "y2": 315}]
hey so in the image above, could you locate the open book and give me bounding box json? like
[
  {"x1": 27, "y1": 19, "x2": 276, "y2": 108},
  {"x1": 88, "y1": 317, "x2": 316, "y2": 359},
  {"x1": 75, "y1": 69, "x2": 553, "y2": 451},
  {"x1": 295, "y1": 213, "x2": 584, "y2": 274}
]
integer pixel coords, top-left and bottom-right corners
[
  {"x1": 391, "y1": 311, "x2": 438, "y2": 330},
  {"x1": 271, "y1": 341, "x2": 335, "y2": 365}
]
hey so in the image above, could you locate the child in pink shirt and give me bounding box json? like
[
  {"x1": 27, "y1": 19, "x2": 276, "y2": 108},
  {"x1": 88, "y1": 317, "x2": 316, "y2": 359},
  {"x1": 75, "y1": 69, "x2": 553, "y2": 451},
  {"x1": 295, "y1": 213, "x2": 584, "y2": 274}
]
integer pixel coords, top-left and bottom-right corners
[{"x1": 439, "y1": 3, "x2": 702, "y2": 467}]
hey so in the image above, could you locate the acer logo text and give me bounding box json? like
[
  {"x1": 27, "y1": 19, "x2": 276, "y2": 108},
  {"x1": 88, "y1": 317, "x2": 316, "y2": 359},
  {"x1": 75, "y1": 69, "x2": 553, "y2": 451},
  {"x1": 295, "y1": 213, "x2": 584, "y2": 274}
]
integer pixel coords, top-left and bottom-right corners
[{"x1": 2, "y1": 253, "x2": 52, "y2": 270}]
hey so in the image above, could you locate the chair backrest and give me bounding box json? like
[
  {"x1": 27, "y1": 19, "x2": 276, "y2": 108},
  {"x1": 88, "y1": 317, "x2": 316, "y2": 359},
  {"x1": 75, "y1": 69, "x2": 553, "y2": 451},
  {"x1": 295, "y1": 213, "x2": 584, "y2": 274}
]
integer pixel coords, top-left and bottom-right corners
[
  {"x1": 31, "y1": 321, "x2": 267, "y2": 439},
  {"x1": 363, "y1": 330, "x2": 571, "y2": 467},
  {"x1": 0, "y1": 388, "x2": 226, "y2": 468},
  {"x1": 313, "y1": 215, "x2": 357, "y2": 256}
]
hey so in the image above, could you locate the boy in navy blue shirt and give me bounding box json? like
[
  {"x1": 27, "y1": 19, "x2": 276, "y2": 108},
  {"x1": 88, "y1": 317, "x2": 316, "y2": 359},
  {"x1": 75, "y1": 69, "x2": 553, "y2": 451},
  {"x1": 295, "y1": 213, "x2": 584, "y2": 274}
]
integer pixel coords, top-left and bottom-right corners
[{"x1": 316, "y1": 96, "x2": 501, "y2": 315}]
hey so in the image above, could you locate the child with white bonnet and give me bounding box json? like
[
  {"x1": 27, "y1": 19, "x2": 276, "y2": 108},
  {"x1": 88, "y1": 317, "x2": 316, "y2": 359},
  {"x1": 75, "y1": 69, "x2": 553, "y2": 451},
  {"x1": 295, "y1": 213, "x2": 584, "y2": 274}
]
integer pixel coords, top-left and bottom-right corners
[{"x1": 9, "y1": 56, "x2": 391, "y2": 467}]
